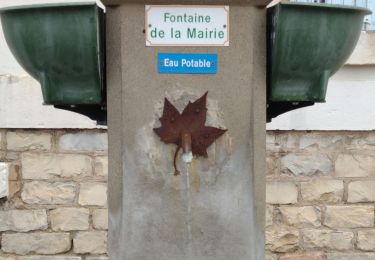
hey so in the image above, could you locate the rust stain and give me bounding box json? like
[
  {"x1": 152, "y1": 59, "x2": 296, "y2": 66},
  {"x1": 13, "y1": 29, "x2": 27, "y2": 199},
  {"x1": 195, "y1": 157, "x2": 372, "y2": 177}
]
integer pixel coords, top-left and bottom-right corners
[
  {"x1": 154, "y1": 92, "x2": 227, "y2": 175},
  {"x1": 170, "y1": 148, "x2": 181, "y2": 190}
]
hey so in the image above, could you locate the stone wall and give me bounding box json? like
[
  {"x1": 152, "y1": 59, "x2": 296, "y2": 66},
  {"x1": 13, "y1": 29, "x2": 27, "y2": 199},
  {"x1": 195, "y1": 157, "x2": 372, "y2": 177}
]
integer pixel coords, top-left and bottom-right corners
[
  {"x1": 267, "y1": 131, "x2": 375, "y2": 260},
  {"x1": 0, "y1": 129, "x2": 108, "y2": 260},
  {"x1": 1, "y1": 129, "x2": 375, "y2": 259}
]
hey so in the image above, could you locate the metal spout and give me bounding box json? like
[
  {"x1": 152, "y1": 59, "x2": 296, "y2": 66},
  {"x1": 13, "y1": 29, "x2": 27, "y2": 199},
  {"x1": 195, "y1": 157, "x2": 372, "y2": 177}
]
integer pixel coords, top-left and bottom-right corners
[{"x1": 181, "y1": 131, "x2": 193, "y2": 163}]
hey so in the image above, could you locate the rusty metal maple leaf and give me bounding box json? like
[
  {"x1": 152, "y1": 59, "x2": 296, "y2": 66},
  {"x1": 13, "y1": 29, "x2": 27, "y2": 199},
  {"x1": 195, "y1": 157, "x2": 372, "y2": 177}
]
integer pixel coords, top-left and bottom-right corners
[{"x1": 154, "y1": 92, "x2": 227, "y2": 175}]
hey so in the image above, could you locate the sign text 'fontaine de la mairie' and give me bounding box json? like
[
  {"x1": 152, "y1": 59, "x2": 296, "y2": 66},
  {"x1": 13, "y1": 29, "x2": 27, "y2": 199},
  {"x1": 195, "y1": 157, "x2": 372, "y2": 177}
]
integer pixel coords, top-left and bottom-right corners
[{"x1": 145, "y1": 5, "x2": 229, "y2": 46}]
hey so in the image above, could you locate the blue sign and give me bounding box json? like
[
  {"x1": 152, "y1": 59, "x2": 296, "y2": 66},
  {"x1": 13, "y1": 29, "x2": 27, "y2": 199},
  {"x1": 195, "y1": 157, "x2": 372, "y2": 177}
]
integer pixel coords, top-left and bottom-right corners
[{"x1": 158, "y1": 53, "x2": 217, "y2": 74}]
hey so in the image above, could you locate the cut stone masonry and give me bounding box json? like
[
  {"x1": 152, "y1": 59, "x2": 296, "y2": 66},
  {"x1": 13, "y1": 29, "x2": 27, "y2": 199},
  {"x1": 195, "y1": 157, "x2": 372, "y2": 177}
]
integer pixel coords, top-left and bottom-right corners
[{"x1": 0, "y1": 129, "x2": 375, "y2": 259}]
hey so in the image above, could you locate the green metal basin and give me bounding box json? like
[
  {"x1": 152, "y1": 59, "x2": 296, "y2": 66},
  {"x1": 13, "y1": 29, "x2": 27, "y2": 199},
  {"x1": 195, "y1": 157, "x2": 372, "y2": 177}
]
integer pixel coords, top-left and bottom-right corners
[
  {"x1": 268, "y1": 2, "x2": 371, "y2": 103},
  {"x1": 0, "y1": 2, "x2": 105, "y2": 105}
]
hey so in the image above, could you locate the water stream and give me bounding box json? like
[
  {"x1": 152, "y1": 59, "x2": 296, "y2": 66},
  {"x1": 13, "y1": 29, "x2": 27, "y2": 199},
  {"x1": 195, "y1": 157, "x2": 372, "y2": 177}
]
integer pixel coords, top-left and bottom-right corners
[{"x1": 181, "y1": 160, "x2": 193, "y2": 257}]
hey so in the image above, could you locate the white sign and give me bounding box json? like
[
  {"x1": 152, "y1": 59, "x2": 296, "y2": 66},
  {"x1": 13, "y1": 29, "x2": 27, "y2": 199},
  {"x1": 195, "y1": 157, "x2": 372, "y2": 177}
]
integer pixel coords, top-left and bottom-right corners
[{"x1": 145, "y1": 5, "x2": 229, "y2": 46}]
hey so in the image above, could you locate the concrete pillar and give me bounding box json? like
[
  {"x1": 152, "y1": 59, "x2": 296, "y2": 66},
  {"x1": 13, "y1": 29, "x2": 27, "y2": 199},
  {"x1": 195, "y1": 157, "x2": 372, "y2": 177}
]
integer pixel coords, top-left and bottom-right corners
[{"x1": 105, "y1": 1, "x2": 269, "y2": 259}]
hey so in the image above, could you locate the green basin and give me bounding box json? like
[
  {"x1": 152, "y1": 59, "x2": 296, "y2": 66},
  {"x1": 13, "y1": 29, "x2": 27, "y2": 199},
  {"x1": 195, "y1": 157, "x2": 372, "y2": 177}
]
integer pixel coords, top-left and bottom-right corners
[
  {"x1": 268, "y1": 2, "x2": 371, "y2": 102},
  {"x1": 0, "y1": 2, "x2": 105, "y2": 105}
]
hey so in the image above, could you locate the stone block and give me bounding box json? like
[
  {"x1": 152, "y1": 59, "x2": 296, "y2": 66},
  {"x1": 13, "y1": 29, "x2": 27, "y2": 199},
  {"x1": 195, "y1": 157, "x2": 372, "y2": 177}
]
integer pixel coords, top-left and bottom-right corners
[
  {"x1": 8, "y1": 180, "x2": 21, "y2": 198},
  {"x1": 50, "y1": 208, "x2": 89, "y2": 231},
  {"x1": 0, "y1": 209, "x2": 47, "y2": 232},
  {"x1": 301, "y1": 229, "x2": 354, "y2": 250},
  {"x1": 22, "y1": 153, "x2": 92, "y2": 180},
  {"x1": 301, "y1": 179, "x2": 343, "y2": 203},
  {"x1": 335, "y1": 154, "x2": 375, "y2": 177},
  {"x1": 22, "y1": 181, "x2": 76, "y2": 205},
  {"x1": 348, "y1": 181, "x2": 375, "y2": 203},
  {"x1": 266, "y1": 226, "x2": 299, "y2": 253},
  {"x1": 267, "y1": 132, "x2": 300, "y2": 151},
  {"x1": 266, "y1": 156, "x2": 278, "y2": 176},
  {"x1": 73, "y1": 231, "x2": 107, "y2": 254},
  {"x1": 279, "y1": 206, "x2": 321, "y2": 227},
  {"x1": 281, "y1": 154, "x2": 332, "y2": 176},
  {"x1": 279, "y1": 252, "x2": 326, "y2": 260},
  {"x1": 2, "y1": 232, "x2": 71, "y2": 255},
  {"x1": 85, "y1": 257, "x2": 108, "y2": 260},
  {"x1": 266, "y1": 181, "x2": 298, "y2": 205},
  {"x1": 6, "y1": 131, "x2": 52, "y2": 151},
  {"x1": 324, "y1": 206, "x2": 374, "y2": 228},
  {"x1": 299, "y1": 133, "x2": 344, "y2": 150},
  {"x1": 18, "y1": 257, "x2": 81, "y2": 260},
  {"x1": 327, "y1": 253, "x2": 375, "y2": 260},
  {"x1": 8, "y1": 164, "x2": 20, "y2": 181},
  {"x1": 93, "y1": 208, "x2": 108, "y2": 230},
  {"x1": 78, "y1": 182, "x2": 107, "y2": 206},
  {"x1": 59, "y1": 132, "x2": 108, "y2": 151},
  {"x1": 358, "y1": 230, "x2": 375, "y2": 251},
  {"x1": 265, "y1": 254, "x2": 278, "y2": 260},
  {"x1": 349, "y1": 133, "x2": 375, "y2": 150},
  {"x1": 95, "y1": 156, "x2": 108, "y2": 178},
  {"x1": 5, "y1": 152, "x2": 19, "y2": 160},
  {"x1": 266, "y1": 205, "x2": 273, "y2": 227},
  {"x1": 266, "y1": 132, "x2": 280, "y2": 152},
  {"x1": 278, "y1": 132, "x2": 300, "y2": 150}
]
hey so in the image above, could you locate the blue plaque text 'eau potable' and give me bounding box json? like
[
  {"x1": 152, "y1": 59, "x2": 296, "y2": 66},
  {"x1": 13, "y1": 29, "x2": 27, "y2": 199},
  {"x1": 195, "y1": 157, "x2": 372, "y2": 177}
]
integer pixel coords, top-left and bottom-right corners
[{"x1": 158, "y1": 53, "x2": 217, "y2": 74}]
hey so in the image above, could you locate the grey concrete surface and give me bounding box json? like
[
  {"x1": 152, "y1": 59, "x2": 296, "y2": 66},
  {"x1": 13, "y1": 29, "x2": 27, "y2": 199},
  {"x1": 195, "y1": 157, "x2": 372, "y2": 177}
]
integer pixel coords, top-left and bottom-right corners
[{"x1": 107, "y1": 3, "x2": 266, "y2": 259}]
